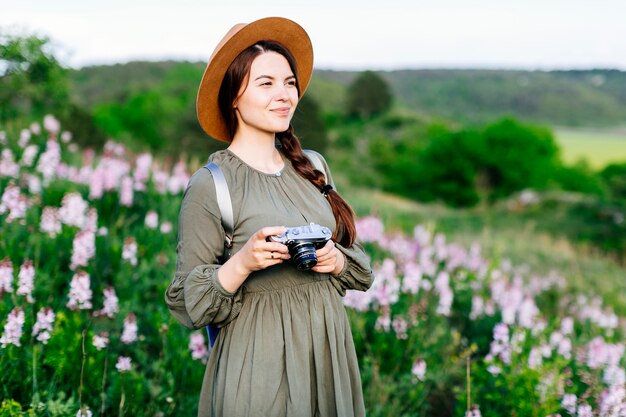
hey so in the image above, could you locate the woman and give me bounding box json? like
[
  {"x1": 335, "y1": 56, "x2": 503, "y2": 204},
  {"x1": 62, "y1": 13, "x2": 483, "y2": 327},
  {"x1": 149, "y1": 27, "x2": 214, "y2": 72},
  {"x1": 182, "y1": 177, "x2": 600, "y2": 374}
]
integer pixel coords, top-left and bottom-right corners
[{"x1": 165, "y1": 17, "x2": 374, "y2": 417}]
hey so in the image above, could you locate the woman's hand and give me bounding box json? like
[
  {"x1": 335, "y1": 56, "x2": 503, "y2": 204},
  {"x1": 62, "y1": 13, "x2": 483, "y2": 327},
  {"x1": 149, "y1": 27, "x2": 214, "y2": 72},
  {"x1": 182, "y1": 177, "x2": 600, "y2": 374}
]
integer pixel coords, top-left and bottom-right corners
[
  {"x1": 218, "y1": 226, "x2": 290, "y2": 293},
  {"x1": 235, "y1": 226, "x2": 291, "y2": 274},
  {"x1": 312, "y1": 240, "x2": 345, "y2": 275}
]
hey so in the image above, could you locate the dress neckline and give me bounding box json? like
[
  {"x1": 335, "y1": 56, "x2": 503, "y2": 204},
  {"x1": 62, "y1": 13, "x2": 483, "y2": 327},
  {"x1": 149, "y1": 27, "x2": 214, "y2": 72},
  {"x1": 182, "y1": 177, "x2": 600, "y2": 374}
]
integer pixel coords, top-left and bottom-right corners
[{"x1": 223, "y1": 149, "x2": 289, "y2": 177}]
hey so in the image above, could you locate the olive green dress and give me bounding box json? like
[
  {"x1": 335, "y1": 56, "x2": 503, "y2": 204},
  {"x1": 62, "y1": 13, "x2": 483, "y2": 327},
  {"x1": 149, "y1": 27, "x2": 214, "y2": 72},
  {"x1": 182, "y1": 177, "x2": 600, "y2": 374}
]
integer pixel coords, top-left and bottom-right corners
[{"x1": 165, "y1": 149, "x2": 374, "y2": 417}]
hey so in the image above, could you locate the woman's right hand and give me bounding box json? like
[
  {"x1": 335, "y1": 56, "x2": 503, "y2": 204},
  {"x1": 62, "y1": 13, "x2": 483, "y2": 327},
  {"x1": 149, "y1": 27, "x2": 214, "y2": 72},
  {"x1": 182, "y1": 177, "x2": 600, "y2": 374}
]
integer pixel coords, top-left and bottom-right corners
[
  {"x1": 218, "y1": 226, "x2": 290, "y2": 293},
  {"x1": 235, "y1": 226, "x2": 291, "y2": 274}
]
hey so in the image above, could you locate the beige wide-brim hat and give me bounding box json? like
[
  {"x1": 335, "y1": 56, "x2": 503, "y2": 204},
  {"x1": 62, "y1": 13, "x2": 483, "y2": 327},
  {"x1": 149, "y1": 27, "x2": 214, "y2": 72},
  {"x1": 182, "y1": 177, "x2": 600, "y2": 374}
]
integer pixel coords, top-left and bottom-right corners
[{"x1": 197, "y1": 17, "x2": 314, "y2": 142}]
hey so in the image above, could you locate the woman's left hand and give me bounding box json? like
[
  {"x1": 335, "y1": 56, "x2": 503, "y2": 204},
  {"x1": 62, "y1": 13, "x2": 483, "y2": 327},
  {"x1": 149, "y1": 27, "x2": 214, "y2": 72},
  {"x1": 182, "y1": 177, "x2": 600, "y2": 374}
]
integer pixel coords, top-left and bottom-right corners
[{"x1": 312, "y1": 240, "x2": 345, "y2": 275}]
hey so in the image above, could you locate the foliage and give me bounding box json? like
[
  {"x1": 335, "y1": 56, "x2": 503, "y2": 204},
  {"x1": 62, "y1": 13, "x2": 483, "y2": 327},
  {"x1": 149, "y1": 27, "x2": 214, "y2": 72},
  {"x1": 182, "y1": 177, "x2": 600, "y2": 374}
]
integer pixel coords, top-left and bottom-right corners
[
  {"x1": 345, "y1": 71, "x2": 393, "y2": 119},
  {"x1": 291, "y1": 94, "x2": 328, "y2": 153},
  {"x1": 0, "y1": 31, "x2": 70, "y2": 123},
  {"x1": 479, "y1": 118, "x2": 560, "y2": 200},
  {"x1": 600, "y1": 162, "x2": 626, "y2": 200}
]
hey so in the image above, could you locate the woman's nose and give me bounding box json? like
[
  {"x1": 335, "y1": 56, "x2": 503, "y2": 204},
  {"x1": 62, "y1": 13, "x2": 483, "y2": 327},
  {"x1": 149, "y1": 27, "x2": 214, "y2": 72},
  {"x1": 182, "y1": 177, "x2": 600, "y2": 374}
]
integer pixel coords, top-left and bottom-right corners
[{"x1": 274, "y1": 84, "x2": 290, "y2": 101}]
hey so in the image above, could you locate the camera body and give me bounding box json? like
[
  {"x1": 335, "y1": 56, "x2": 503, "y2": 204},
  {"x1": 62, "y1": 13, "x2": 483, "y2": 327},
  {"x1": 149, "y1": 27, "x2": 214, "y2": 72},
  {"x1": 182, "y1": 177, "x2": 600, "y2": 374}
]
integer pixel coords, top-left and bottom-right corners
[{"x1": 269, "y1": 223, "x2": 332, "y2": 271}]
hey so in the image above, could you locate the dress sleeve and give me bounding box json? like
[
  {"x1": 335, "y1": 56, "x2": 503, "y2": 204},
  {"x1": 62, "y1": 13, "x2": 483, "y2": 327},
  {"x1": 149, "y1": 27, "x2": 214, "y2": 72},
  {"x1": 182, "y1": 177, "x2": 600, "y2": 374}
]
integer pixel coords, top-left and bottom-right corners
[
  {"x1": 164, "y1": 168, "x2": 243, "y2": 330},
  {"x1": 307, "y1": 150, "x2": 375, "y2": 294},
  {"x1": 329, "y1": 242, "x2": 374, "y2": 294}
]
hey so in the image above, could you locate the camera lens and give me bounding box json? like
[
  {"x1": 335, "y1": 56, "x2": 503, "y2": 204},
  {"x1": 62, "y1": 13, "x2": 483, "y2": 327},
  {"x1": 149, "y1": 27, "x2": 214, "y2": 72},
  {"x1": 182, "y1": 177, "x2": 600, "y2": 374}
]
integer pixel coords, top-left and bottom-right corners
[{"x1": 290, "y1": 242, "x2": 318, "y2": 271}]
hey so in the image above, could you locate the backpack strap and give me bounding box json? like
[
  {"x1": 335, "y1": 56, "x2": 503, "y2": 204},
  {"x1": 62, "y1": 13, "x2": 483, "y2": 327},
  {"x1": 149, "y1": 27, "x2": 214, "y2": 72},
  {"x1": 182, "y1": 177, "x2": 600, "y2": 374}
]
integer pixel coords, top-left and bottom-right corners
[
  {"x1": 203, "y1": 162, "x2": 234, "y2": 260},
  {"x1": 202, "y1": 161, "x2": 234, "y2": 348}
]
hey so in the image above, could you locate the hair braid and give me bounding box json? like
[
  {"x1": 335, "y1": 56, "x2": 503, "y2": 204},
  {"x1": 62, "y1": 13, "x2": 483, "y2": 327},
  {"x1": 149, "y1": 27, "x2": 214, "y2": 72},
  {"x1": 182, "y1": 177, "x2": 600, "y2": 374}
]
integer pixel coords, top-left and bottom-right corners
[{"x1": 277, "y1": 126, "x2": 356, "y2": 247}]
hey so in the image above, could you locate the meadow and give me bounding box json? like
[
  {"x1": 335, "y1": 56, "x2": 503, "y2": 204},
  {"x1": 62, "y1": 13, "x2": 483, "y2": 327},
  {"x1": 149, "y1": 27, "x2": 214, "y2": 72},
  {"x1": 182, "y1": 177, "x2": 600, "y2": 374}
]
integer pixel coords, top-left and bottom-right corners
[
  {"x1": 0, "y1": 117, "x2": 624, "y2": 417},
  {"x1": 554, "y1": 128, "x2": 626, "y2": 169}
]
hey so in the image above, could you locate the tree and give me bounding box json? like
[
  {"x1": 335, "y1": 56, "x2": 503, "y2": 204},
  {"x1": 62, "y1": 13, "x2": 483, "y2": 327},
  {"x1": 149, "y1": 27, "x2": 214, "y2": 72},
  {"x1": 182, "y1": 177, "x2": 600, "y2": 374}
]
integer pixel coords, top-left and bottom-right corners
[
  {"x1": 346, "y1": 70, "x2": 393, "y2": 118},
  {"x1": 292, "y1": 94, "x2": 328, "y2": 153},
  {"x1": 0, "y1": 31, "x2": 70, "y2": 122}
]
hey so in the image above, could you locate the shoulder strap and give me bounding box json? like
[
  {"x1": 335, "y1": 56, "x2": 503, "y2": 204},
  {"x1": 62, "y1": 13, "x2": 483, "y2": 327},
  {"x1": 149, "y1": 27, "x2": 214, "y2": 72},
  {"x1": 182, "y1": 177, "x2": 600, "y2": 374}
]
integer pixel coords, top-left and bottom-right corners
[
  {"x1": 303, "y1": 149, "x2": 327, "y2": 183},
  {"x1": 203, "y1": 162, "x2": 234, "y2": 259},
  {"x1": 202, "y1": 161, "x2": 233, "y2": 349}
]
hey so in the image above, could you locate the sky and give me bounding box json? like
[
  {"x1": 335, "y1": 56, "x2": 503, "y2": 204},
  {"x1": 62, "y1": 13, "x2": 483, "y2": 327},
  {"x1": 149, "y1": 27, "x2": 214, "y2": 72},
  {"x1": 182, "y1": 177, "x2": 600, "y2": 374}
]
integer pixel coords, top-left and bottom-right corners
[{"x1": 2, "y1": 0, "x2": 626, "y2": 71}]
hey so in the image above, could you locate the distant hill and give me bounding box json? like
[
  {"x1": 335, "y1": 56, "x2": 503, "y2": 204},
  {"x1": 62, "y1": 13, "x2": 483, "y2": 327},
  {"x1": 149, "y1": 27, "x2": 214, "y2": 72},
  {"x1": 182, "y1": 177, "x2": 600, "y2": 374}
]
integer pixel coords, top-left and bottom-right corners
[
  {"x1": 69, "y1": 62, "x2": 626, "y2": 128},
  {"x1": 311, "y1": 68, "x2": 626, "y2": 127}
]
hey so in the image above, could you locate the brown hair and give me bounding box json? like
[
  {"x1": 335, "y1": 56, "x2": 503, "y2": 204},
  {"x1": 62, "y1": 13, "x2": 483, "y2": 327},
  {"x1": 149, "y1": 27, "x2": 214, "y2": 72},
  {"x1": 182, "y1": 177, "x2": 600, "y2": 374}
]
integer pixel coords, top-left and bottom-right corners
[{"x1": 218, "y1": 41, "x2": 356, "y2": 247}]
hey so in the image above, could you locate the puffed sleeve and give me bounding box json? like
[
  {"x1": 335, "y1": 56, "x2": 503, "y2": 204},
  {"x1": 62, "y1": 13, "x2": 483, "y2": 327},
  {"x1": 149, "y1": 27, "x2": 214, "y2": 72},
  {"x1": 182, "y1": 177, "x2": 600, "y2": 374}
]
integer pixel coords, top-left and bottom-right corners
[
  {"x1": 307, "y1": 150, "x2": 375, "y2": 294},
  {"x1": 164, "y1": 168, "x2": 243, "y2": 330},
  {"x1": 329, "y1": 242, "x2": 374, "y2": 294}
]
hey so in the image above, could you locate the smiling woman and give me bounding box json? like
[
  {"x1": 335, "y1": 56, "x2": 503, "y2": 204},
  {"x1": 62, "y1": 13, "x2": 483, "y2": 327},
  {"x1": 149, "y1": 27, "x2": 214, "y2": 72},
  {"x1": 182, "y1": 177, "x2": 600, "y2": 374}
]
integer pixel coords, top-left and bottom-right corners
[{"x1": 164, "y1": 17, "x2": 374, "y2": 417}]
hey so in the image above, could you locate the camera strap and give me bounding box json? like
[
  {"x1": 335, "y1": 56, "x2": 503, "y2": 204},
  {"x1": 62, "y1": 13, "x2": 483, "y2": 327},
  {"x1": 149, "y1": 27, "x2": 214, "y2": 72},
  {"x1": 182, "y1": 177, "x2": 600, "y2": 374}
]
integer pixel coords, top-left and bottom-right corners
[{"x1": 201, "y1": 151, "x2": 327, "y2": 349}]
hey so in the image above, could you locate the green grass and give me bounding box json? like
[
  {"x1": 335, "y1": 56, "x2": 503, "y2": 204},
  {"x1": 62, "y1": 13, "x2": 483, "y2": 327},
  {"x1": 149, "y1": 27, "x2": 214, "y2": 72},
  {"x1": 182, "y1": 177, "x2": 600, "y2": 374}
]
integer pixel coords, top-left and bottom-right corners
[{"x1": 555, "y1": 127, "x2": 626, "y2": 169}]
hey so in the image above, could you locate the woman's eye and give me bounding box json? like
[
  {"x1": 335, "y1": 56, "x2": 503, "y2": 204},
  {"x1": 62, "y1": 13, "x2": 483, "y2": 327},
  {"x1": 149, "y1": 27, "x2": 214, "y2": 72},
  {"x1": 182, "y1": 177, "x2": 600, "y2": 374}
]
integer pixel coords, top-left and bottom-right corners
[
  {"x1": 287, "y1": 80, "x2": 297, "y2": 86},
  {"x1": 261, "y1": 82, "x2": 272, "y2": 86}
]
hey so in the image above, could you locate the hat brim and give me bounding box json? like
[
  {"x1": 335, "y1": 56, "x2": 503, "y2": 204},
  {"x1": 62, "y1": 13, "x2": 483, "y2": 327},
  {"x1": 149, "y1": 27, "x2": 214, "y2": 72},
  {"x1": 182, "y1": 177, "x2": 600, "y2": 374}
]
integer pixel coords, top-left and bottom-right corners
[{"x1": 197, "y1": 17, "x2": 314, "y2": 142}]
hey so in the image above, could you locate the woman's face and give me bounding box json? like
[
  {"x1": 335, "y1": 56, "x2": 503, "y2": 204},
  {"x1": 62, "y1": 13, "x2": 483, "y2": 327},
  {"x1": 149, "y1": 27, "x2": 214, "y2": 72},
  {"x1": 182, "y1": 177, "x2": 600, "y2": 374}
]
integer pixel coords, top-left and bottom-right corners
[{"x1": 233, "y1": 51, "x2": 299, "y2": 136}]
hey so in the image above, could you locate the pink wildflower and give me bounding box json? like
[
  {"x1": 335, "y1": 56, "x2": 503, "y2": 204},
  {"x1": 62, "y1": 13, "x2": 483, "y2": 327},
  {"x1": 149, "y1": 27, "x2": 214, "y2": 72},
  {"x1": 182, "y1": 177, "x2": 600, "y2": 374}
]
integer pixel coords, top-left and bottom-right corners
[
  {"x1": 36, "y1": 139, "x2": 61, "y2": 182},
  {"x1": 528, "y1": 347, "x2": 543, "y2": 369},
  {"x1": 92, "y1": 332, "x2": 109, "y2": 351},
  {"x1": 145, "y1": 210, "x2": 158, "y2": 229},
  {"x1": 0, "y1": 183, "x2": 29, "y2": 222},
  {"x1": 59, "y1": 192, "x2": 88, "y2": 228},
  {"x1": 18, "y1": 129, "x2": 31, "y2": 147},
  {"x1": 89, "y1": 167, "x2": 105, "y2": 199},
  {"x1": 119, "y1": 176, "x2": 134, "y2": 206},
  {"x1": 70, "y1": 230, "x2": 96, "y2": 270},
  {"x1": 0, "y1": 149, "x2": 19, "y2": 178},
  {"x1": 465, "y1": 407, "x2": 482, "y2": 417},
  {"x1": 17, "y1": 259, "x2": 35, "y2": 303},
  {"x1": 20, "y1": 144, "x2": 39, "y2": 167},
  {"x1": 122, "y1": 237, "x2": 138, "y2": 266},
  {"x1": 76, "y1": 406, "x2": 93, "y2": 417},
  {"x1": 0, "y1": 308, "x2": 25, "y2": 347},
  {"x1": 189, "y1": 332, "x2": 209, "y2": 363},
  {"x1": 411, "y1": 359, "x2": 426, "y2": 381},
  {"x1": 43, "y1": 115, "x2": 61, "y2": 135},
  {"x1": 561, "y1": 393, "x2": 577, "y2": 415},
  {"x1": 370, "y1": 259, "x2": 400, "y2": 306},
  {"x1": 84, "y1": 208, "x2": 98, "y2": 233},
  {"x1": 152, "y1": 170, "x2": 168, "y2": 194},
  {"x1": 355, "y1": 216, "x2": 384, "y2": 243},
  {"x1": 435, "y1": 271, "x2": 453, "y2": 316},
  {"x1": 576, "y1": 404, "x2": 593, "y2": 417},
  {"x1": 32, "y1": 307, "x2": 55, "y2": 344},
  {"x1": 401, "y1": 262, "x2": 422, "y2": 294},
  {"x1": 25, "y1": 174, "x2": 41, "y2": 194},
  {"x1": 94, "y1": 287, "x2": 119, "y2": 318},
  {"x1": 121, "y1": 314, "x2": 138, "y2": 344},
  {"x1": 342, "y1": 289, "x2": 373, "y2": 312},
  {"x1": 168, "y1": 161, "x2": 190, "y2": 194},
  {"x1": 603, "y1": 365, "x2": 626, "y2": 386},
  {"x1": 392, "y1": 317, "x2": 408, "y2": 340},
  {"x1": 67, "y1": 271, "x2": 92, "y2": 310},
  {"x1": 61, "y1": 131, "x2": 72, "y2": 143},
  {"x1": 160, "y1": 222, "x2": 173, "y2": 234},
  {"x1": 133, "y1": 153, "x2": 153, "y2": 185},
  {"x1": 599, "y1": 384, "x2": 626, "y2": 417},
  {"x1": 115, "y1": 356, "x2": 132, "y2": 372},
  {"x1": 0, "y1": 258, "x2": 14, "y2": 294},
  {"x1": 375, "y1": 312, "x2": 391, "y2": 332},
  {"x1": 40, "y1": 207, "x2": 62, "y2": 237},
  {"x1": 30, "y1": 122, "x2": 41, "y2": 135}
]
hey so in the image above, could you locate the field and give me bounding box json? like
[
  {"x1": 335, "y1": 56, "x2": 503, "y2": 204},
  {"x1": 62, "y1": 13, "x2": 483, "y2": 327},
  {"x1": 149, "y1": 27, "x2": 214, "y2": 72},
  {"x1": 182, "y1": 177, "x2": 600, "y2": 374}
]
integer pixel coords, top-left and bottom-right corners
[
  {"x1": 555, "y1": 128, "x2": 626, "y2": 169},
  {"x1": 0, "y1": 117, "x2": 624, "y2": 416}
]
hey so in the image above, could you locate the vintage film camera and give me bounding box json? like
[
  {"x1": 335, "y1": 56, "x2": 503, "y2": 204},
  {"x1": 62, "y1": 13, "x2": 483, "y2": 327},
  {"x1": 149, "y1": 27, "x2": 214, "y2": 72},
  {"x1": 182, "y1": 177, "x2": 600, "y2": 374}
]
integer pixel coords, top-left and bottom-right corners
[{"x1": 269, "y1": 223, "x2": 332, "y2": 271}]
